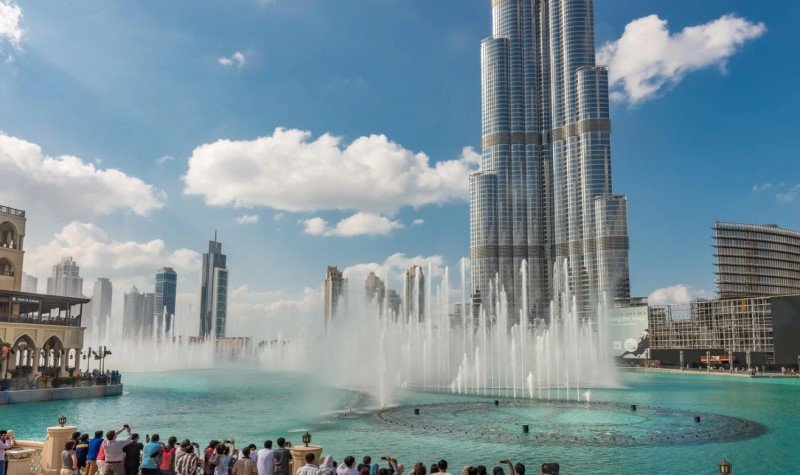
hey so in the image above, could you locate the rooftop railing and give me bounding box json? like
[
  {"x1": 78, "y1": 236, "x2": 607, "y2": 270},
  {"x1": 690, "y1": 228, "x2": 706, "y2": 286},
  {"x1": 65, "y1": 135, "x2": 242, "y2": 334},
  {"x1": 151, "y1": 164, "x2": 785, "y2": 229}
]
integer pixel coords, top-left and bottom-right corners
[{"x1": 0, "y1": 205, "x2": 25, "y2": 217}]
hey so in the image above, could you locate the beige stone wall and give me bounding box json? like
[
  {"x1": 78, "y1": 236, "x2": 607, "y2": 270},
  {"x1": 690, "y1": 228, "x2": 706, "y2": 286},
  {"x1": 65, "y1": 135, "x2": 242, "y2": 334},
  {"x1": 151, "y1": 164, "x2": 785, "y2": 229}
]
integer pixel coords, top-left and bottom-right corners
[{"x1": 0, "y1": 208, "x2": 26, "y2": 292}]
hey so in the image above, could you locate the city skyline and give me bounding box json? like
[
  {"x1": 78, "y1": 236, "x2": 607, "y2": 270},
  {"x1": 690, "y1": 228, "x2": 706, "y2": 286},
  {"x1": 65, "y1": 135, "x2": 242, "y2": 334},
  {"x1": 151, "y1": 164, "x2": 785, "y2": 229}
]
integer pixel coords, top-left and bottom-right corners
[{"x1": 0, "y1": 0, "x2": 791, "y2": 330}]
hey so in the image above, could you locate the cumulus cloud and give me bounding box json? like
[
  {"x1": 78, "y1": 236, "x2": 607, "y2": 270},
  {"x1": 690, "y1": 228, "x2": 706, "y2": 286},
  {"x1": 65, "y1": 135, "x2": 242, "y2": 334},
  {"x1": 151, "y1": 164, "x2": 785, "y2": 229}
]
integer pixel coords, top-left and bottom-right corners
[
  {"x1": 301, "y1": 212, "x2": 403, "y2": 237},
  {"x1": 598, "y1": 14, "x2": 766, "y2": 103},
  {"x1": 343, "y1": 253, "x2": 446, "y2": 290},
  {"x1": 25, "y1": 222, "x2": 201, "y2": 297},
  {"x1": 183, "y1": 128, "x2": 480, "y2": 214},
  {"x1": 0, "y1": 132, "x2": 165, "y2": 218},
  {"x1": 236, "y1": 214, "x2": 260, "y2": 225},
  {"x1": 0, "y1": 1, "x2": 22, "y2": 52},
  {"x1": 648, "y1": 284, "x2": 711, "y2": 306},
  {"x1": 227, "y1": 285, "x2": 322, "y2": 336},
  {"x1": 218, "y1": 51, "x2": 246, "y2": 68}
]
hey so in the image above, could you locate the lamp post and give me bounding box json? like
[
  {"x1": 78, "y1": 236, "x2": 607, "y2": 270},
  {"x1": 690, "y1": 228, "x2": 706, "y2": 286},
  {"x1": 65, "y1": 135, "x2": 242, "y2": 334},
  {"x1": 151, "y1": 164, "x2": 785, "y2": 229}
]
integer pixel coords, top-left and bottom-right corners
[
  {"x1": 718, "y1": 459, "x2": 732, "y2": 474},
  {"x1": 58, "y1": 415, "x2": 67, "y2": 427},
  {"x1": 302, "y1": 432, "x2": 311, "y2": 447}
]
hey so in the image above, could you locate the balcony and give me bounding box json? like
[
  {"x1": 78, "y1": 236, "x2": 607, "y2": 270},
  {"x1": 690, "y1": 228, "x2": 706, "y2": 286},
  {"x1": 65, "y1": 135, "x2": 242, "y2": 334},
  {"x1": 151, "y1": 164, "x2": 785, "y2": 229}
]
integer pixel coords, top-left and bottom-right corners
[{"x1": 0, "y1": 313, "x2": 82, "y2": 327}]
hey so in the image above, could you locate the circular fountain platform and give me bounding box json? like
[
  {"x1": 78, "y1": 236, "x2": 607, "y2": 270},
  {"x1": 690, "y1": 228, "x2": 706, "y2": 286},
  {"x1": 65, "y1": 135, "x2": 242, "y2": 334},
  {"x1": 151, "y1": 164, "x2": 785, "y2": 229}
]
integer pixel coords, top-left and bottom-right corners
[{"x1": 375, "y1": 399, "x2": 766, "y2": 447}]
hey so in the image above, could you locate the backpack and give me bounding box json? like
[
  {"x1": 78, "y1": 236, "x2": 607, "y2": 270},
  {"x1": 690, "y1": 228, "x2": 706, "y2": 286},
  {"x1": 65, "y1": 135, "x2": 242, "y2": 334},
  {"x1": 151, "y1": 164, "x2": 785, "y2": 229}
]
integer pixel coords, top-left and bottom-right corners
[{"x1": 161, "y1": 446, "x2": 177, "y2": 471}]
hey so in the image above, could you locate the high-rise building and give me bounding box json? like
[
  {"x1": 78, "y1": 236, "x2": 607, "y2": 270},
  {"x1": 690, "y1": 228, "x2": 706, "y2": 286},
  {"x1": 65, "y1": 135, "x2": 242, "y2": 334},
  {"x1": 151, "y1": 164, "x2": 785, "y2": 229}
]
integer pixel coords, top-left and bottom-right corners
[
  {"x1": 199, "y1": 233, "x2": 228, "y2": 338},
  {"x1": 90, "y1": 278, "x2": 113, "y2": 334},
  {"x1": 155, "y1": 267, "x2": 177, "y2": 333},
  {"x1": 46, "y1": 256, "x2": 84, "y2": 298},
  {"x1": 123, "y1": 285, "x2": 143, "y2": 335},
  {"x1": 21, "y1": 272, "x2": 37, "y2": 293},
  {"x1": 386, "y1": 289, "x2": 402, "y2": 318},
  {"x1": 714, "y1": 222, "x2": 800, "y2": 298},
  {"x1": 469, "y1": 0, "x2": 631, "y2": 324},
  {"x1": 0, "y1": 205, "x2": 26, "y2": 293},
  {"x1": 403, "y1": 265, "x2": 425, "y2": 322},
  {"x1": 365, "y1": 272, "x2": 386, "y2": 308},
  {"x1": 324, "y1": 266, "x2": 347, "y2": 323}
]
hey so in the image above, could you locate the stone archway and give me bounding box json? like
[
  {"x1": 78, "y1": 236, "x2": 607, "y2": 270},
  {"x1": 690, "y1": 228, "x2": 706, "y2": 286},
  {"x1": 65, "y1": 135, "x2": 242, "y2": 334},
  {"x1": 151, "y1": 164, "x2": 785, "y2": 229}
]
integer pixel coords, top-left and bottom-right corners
[
  {"x1": 10, "y1": 334, "x2": 35, "y2": 375},
  {"x1": 40, "y1": 335, "x2": 65, "y2": 376}
]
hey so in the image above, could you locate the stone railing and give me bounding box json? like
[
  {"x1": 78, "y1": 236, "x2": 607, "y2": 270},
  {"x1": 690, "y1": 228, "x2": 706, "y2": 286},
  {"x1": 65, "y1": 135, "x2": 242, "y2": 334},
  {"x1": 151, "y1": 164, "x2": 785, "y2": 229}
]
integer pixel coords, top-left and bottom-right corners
[
  {"x1": 5, "y1": 426, "x2": 72, "y2": 475},
  {"x1": 5, "y1": 435, "x2": 43, "y2": 475}
]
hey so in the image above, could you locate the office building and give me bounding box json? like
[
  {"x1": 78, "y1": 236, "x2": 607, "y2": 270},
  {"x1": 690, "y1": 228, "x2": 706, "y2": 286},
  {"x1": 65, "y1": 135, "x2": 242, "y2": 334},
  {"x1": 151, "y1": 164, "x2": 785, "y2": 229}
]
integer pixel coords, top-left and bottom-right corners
[
  {"x1": 90, "y1": 278, "x2": 113, "y2": 334},
  {"x1": 324, "y1": 266, "x2": 347, "y2": 323},
  {"x1": 469, "y1": 0, "x2": 631, "y2": 324},
  {"x1": 403, "y1": 265, "x2": 425, "y2": 322},
  {"x1": 123, "y1": 285, "x2": 154, "y2": 337},
  {"x1": 199, "y1": 233, "x2": 228, "y2": 338},
  {"x1": 155, "y1": 267, "x2": 177, "y2": 333},
  {"x1": 46, "y1": 256, "x2": 84, "y2": 298},
  {"x1": 714, "y1": 222, "x2": 800, "y2": 299},
  {"x1": 21, "y1": 272, "x2": 37, "y2": 293},
  {"x1": 386, "y1": 289, "x2": 402, "y2": 318},
  {"x1": 365, "y1": 272, "x2": 386, "y2": 308}
]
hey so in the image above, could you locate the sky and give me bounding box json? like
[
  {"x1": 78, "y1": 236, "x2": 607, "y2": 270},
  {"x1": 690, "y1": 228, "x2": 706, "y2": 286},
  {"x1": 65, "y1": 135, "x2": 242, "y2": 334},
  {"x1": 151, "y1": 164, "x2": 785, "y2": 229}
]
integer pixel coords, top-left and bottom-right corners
[{"x1": 1, "y1": 0, "x2": 798, "y2": 331}]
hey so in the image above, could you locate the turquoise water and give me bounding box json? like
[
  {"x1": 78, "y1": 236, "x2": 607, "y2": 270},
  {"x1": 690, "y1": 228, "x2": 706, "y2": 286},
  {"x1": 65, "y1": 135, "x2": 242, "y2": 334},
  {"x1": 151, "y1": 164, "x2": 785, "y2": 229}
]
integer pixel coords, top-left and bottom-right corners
[{"x1": 2, "y1": 370, "x2": 799, "y2": 474}]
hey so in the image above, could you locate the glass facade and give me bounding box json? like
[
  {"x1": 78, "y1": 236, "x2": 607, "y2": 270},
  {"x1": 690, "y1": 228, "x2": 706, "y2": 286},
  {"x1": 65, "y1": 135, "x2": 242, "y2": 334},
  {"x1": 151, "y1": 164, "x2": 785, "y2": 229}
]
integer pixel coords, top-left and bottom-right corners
[
  {"x1": 200, "y1": 237, "x2": 228, "y2": 338},
  {"x1": 155, "y1": 267, "x2": 177, "y2": 333},
  {"x1": 714, "y1": 222, "x2": 800, "y2": 298},
  {"x1": 470, "y1": 0, "x2": 631, "y2": 324}
]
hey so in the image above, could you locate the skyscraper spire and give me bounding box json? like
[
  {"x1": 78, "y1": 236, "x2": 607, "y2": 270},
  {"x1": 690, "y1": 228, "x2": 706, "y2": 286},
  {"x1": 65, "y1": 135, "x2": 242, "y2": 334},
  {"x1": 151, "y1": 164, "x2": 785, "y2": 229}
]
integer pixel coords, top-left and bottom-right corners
[{"x1": 469, "y1": 0, "x2": 631, "y2": 325}]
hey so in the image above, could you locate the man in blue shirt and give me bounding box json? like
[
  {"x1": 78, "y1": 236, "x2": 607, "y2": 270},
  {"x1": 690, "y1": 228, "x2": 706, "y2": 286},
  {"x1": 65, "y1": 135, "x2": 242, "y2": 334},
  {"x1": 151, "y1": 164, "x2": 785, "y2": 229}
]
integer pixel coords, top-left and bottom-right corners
[{"x1": 85, "y1": 430, "x2": 105, "y2": 475}]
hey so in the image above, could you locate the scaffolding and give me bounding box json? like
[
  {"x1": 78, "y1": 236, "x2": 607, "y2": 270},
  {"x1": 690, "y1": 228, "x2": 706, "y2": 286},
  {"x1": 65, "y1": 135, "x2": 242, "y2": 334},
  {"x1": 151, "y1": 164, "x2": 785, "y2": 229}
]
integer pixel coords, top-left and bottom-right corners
[{"x1": 649, "y1": 297, "x2": 773, "y2": 353}]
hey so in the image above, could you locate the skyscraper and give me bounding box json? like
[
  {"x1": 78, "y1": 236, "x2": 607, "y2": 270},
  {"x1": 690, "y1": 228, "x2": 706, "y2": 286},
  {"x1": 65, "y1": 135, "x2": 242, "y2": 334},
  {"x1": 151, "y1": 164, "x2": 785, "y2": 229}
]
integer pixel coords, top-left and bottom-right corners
[
  {"x1": 21, "y1": 272, "x2": 37, "y2": 293},
  {"x1": 46, "y1": 256, "x2": 84, "y2": 298},
  {"x1": 123, "y1": 285, "x2": 154, "y2": 337},
  {"x1": 324, "y1": 266, "x2": 347, "y2": 323},
  {"x1": 90, "y1": 277, "x2": 113, "y2": 334},
  {"x1": 199, "y1": 233, "x2": 228, "y2": 338},
  {"x1": 386, "y1": 289, "x2": 402, "y2": 318},
  {"x1": 365, "y1": 271, "x2": 386, "y2": 308},
  {"x1": 155, "y1": 267, "x2": 177, "y2": 333},
  {"x1": 469, "y1": 0, "x2": 631, "y2": 324},
  {"x1": 403, "y1": 265, "x2": 425, "y2": 322}
]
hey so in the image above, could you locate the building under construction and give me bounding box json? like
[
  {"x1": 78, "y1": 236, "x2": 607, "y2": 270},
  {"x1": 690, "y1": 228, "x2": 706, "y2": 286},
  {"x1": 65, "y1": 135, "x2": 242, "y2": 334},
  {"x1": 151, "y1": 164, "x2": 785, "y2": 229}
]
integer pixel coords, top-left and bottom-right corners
[{"x1": 648, "y1": 294, "x2": 800, "y2": 367}]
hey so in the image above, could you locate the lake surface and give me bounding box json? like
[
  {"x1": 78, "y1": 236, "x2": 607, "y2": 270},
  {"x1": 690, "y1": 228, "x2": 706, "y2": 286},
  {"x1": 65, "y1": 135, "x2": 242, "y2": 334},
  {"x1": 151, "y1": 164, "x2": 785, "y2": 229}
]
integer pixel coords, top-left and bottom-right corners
[{"x1": 2, "y1": 369, "x2": 798, "y2": 474}]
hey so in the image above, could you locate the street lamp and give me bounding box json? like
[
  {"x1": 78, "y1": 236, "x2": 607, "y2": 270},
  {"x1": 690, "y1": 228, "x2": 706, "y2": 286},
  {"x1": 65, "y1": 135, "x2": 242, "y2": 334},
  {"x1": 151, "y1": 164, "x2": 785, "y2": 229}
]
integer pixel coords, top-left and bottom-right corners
[
  {"x1": 58, "y1": 415, "x2": 67, "y2": 427},
  {"x1": 302, "y1": 432, "x2": 311, "y2": 447},
  {"x1": 718, "y1": 459, "x2": 732, "y2": 474}
]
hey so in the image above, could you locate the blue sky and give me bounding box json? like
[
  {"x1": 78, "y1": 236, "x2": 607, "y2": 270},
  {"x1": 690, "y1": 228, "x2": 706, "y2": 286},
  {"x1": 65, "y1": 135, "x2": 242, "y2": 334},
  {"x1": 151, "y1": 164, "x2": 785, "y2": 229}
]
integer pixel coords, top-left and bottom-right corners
[{"x1": 1, "y1": 0, "x2": 798, "y2": 325}]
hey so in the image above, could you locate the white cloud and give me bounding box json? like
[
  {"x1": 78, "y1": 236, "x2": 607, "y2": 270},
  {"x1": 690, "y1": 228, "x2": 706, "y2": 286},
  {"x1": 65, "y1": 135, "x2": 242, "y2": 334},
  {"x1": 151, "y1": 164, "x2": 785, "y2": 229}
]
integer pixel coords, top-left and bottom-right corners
[
  {"x1": 0, "y1": 1, "x2": 22, "y2": 52},
  {"x1": 411, "y1": 218, "x2": 424, "y2": 226},
  {"x1": 273, "y1": 213, "x2": 284, "y2": 221},
  {"x1": 184, "y1": 128, "x2": 479, "y2": 214},
  {"x1": 598, "y1": 14, "x2": 766, "y2": 103},
  {"x1": 227, "y1": 285, "x2": 322, "y2": 336},
  {"x1": 301, "y1": 212, "x2": 403, "y2": 237},
  {"x1": 648, "y1": 284, "x2": 711, "y2": 306},
  {"x1": 156, "y1": 155, "x2": 174, "y2": 165},
  {"x1": 777, "y1": 184, "x2": 800, "y2": 204},
  {"x1": 25, "y1": 222, "x2": 201, "y2": 295},
  {"x1": 218, "y1": 51, "x2": 246, "y2": 69},
  {"x1": 0, "y1": 132, "x2": 165, "y2": 217},
  {"x1": 236, "y1": 214, "x2": 260, "y2": 225},
  {"x1": 343, "y1": 252, "x2": 445, "y2": 289}
]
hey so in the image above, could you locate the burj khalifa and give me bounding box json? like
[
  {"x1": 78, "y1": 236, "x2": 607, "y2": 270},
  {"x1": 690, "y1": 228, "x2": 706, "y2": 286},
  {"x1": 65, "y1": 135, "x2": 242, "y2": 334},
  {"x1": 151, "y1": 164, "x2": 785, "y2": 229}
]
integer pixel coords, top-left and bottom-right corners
[{"x1": 469, "y1": 0, "x2": 631, "y2": 324}]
